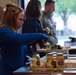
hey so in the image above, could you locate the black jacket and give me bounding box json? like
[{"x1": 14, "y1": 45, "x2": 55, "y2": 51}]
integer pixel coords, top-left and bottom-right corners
[{"x1": 22, "y1": 17, "x2": 47, "y2": 55}]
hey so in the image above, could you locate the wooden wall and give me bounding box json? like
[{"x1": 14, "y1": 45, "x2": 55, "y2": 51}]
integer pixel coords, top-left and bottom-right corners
[{"x1": 0, "y1": 0, "x2": 19, "y2": 7}]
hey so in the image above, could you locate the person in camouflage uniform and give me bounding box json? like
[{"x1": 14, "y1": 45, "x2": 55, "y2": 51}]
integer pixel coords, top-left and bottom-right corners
[{"x1": 41, "y1": 0, "x2": 58, "y2": 45}]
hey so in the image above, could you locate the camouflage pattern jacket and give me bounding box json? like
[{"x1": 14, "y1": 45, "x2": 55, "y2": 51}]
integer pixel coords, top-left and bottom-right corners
[{"x1": 41, "y1": 12, "x2": 58, "y2": 45}]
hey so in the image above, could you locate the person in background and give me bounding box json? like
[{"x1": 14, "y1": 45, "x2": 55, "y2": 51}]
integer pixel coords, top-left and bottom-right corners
[
  {"x1": 0, "y1": 2, "x2": 48, "y2": 75},
  {"x1": 41, "y1": 0, "x2": 58, "y2": 45},
  {"x1": 0, "y1": 6, "x2": 5, "y2": 25},
  {"x1": 22, "y1": 0, "x2": 50, "y2": 57}
]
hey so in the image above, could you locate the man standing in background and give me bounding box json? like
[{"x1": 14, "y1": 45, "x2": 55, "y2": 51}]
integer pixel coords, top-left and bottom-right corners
[{"x1": 41, "y1": 0, "x2": 58, "y2": 45}]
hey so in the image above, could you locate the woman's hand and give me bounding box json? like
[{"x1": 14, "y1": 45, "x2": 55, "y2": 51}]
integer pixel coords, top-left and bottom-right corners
[{"x1": 44, "y1": 27, "x2": 50, "y2": 34}]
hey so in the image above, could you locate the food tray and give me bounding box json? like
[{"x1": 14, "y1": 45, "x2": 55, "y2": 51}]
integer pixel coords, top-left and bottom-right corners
[{"x1": 37, "y1": 49, "x2": 66, "y2": 53}]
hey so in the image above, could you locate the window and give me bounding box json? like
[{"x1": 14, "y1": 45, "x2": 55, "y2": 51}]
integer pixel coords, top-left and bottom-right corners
[
  {"x1": 24, "y1": 0, "x2": 30, "y2": 10},
  {"x1": 40, "y1": 0, "x2": 76, "y2": 46}
]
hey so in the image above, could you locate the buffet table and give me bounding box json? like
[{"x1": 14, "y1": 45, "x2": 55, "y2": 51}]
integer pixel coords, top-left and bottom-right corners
[
  {"x1": 14, "y1": 46, "x2": 76, "y2": 75},
  {"x1": 14, "y1": 54, "x2": 76, "y2": 75},
  {"x1": 14, "y1": 66, "x2": 76, "y2": 75}
]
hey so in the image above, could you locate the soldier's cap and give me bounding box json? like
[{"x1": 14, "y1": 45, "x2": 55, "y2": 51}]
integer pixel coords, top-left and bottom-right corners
[{"x1": 46, "y1": 0, "x2": 55, "y2": 3}]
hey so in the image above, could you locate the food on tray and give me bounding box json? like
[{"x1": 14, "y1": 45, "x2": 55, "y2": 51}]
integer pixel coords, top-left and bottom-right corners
[
  {"x1": 64, "y1": 60, "x2": 76, "y2": 68},
  {"x1": 44, "y1": 42, "x2": 62, "y2": 50},
  {"x1": 57, "y1": 45, "x2": 62, "y2": 49}
]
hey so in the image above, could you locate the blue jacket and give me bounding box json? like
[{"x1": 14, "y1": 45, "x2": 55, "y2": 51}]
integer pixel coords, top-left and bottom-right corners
[{"x1": 0, "y1": 26, "x2": 48, "y2": 75}]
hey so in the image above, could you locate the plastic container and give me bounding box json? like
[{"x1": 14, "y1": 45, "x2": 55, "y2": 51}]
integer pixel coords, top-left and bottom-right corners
[
  {"x1": 32, "y1": 54, "x2": 40, "y2": 72},
  {"x1": 46, "y1": 53, "x2": 54, "y2": 71},
  {"x1": 56, "y1": 53, "x2": 64, "y2": 71}
]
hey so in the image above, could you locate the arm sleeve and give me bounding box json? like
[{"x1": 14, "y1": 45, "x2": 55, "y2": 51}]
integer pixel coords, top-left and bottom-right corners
[{"x1": 1, "y1": 31, "x2": 48, "y2": 46}]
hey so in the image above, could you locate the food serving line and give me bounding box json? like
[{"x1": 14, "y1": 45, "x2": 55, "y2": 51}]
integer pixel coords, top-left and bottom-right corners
[
  {"x1": 14, "y1": 66, "x2": 76, "y2": 75},
  {"x1": 14, "y1": 45, "x2": 76, "y2": 75}
]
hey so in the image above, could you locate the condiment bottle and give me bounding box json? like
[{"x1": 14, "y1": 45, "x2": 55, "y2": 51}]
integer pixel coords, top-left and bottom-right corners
[
  {"x1": 32, "y1": 53, "x2": 40, "y2": 72},
  {"x1": 46, "y1": 53, "x2": 54, "y2": 71},
  {"x1": 56, "y1": 53, "x2": 64, "y2": 71}
]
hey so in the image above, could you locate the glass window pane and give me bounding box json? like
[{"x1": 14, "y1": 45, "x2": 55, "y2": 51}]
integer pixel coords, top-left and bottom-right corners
[{"x1": 40, "y1": 0, "x2": 76, "y2": 46}]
